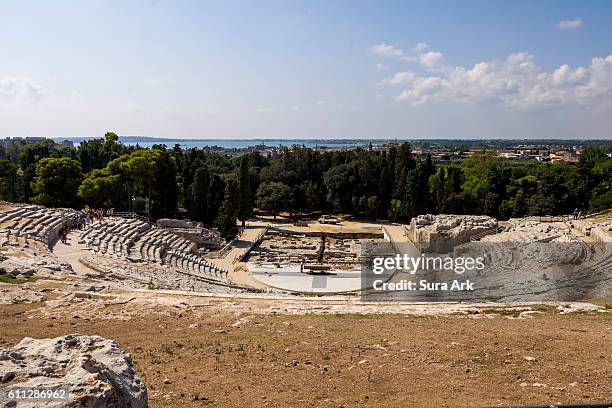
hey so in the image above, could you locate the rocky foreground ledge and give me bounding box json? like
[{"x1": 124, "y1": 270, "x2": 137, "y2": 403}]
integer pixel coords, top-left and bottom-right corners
[{"x1": 0, "y1": 334, "x2": 147, "y2": 407}]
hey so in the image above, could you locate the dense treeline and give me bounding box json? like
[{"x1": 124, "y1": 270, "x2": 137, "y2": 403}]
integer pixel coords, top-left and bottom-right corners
[{"x1": 0, "y1": 132, "x2": 610, "y2": 239}]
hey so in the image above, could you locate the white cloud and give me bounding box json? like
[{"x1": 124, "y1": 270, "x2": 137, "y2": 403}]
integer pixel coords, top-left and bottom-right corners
[
  {"x1": 419, "y1": 51, "x2": 446, "y2": 69},
  {"x1": 370, "y1": 43, "x2": 406, "y2": 58},
  {"x1": 376, "y1": 63, "x2": 388, "y2": 70},
  {"x1": 379, "y1": 71, "x2": 417, "y2": 85},
  {"x1": 412, "y1": 43, "x2": 428, "y2": 53},
  {"x1": 370, "y1": 42, "x2": 447, "y2": 70},
  {"x1": 557, "y1": 18, "x2": 582, "y2": 30},
  {"x1": 0, "y1": 76, "x2": 47, "y2": 102},
  {"x1": 380, "y1": 51, "x2": 612, "y2": 112},
  {"x1": 551, "y1": 64, "x2": 588, "y2": 85}
]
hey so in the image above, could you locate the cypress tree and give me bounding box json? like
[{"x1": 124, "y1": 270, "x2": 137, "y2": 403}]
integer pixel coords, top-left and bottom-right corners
[
  {"x1": 191, "y1": 166, "x2": 210, "y2": 223},
  {"x1": 238, "y1": 156, "x2": 253, "y2": 227},
  {"x1": 214, "y1": 178, "x2": 240, "y2": 240}
]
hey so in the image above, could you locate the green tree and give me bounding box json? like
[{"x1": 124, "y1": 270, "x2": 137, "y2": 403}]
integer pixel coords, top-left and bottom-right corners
[
  {"x1": 256, "y1": 181, "x2": 293, "y2": 219},
  {"x1": 77, "y1": 132, "x2": 126, "y2": 172},
  {"x1": 304, "y1": 180, "x2": 324, "y2": 211},
  {"x1": 208, "y1": 173, "x2": 226, "y2": 222},
  {"x1": 393, "y1": 143, "x2": 415, "y2": 199},
  {"x1": 121, "y1": 149, "x2": 161, "y2": 219},
  {"x1": 151, "y1": 150, "x2": 178, "y2": 219},
  {"x1": 589, "y1": 190, "x2": 612, "y2": 209},
  {"x1": 103, "y1": 132, "x2": 124, "y2": 161},
  {"x1": 502, "y1": 175, "x2": 540, "y2": 217},
  {"x1": 78, "y1": 148, "x2": 177, "y2": 217},
  {"x1": 586, "y1": 150, "x2": 612, "y2": 210},
  {"x1": 323, "y1": 164, "x2": 355, "y2": 212},
  {"x1": 378, "y1": 152, "x2": 391, "y2": 218},
  {"x1": 31, "y1": 158, "x2": 83, "y2": 208},
  {"x1": 78, "y1": 168, "x2": 123, "y2": 208},
  {"x1": 238, "y1": 156, "x2": 253, "y2": 227},
  {"x1": 0, "y1": 160, "x2": 19, "y2": 202},
  {"x1": 429, "y1": 166, "x2": 464, "y2": 214},
  {"x1": 214, "y1": 178, "x2": 240, "y2": 240},
  {"x1": 191, "y1": 166, "x2": 210, "y2": 223},
  {"x1": 20, "y1": 142, "x2": 53, "y2": 202}
]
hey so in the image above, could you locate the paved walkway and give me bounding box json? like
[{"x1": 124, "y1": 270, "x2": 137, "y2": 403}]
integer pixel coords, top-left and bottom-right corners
[
  {"x1": 51, "y1": 230, "x2": 99, "y2": 275},
  {"x1": 207, "y1": 224, "x2": 269, "y2": 289}
]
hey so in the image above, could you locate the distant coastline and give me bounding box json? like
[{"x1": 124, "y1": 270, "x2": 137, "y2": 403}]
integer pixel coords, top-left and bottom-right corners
[
  {"x1": 52, "y1": 137, "x2": 386, "y2": 149},
  {"x1": 50, "y1": 136, "x2": 612, "y2": 149}
]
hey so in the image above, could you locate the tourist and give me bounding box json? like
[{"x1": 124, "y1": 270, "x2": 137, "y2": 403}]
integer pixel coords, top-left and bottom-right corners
[
  {"x1": 573, "y1": 208, "x2": 579, "y2": 220},
  {"x1": 58, "y1": 227, "x2": 67, "y2": 244}
]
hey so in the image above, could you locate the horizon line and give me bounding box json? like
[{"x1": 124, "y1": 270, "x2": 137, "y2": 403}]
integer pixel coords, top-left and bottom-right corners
[{"x1": 38, "y1": 135, "x2": 612, "y2": 142}]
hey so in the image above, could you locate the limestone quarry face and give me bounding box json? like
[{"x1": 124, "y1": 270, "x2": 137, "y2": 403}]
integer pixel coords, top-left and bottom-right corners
[
  {"x1": 0, "y1": 334, "x2": 147, "y2": 408},
  {"x1": 406, "y1": 214, "x2": 498, "y2": 253}
]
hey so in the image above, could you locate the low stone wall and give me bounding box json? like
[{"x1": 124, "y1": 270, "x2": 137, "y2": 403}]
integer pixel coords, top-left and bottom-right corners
[{"x1": 270, "y1": 227, "x2": 383, "y2": 239}]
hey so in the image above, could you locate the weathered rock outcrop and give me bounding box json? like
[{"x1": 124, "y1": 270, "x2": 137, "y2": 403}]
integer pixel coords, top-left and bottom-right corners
[
  {"x1": 168, "y1": 228, "x2": 223, "y2": 248},
  {"x1": 406, "y1": 214, "x2": 498, "y2": 253},
  {"x1": 156, "y1": 219, "x2": 223, "y2": 247},
  {"x1": 0, "y1": 257, "x2": 71, "y2": 280},
  {"x1": 156, "y1": 218, "x2": 199, "y2": 229},
  {"x1": 0, "y1": 334, "x2": 147, "y2": 407}
]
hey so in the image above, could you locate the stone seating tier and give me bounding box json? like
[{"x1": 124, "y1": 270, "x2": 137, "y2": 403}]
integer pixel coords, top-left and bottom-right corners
[
  {"x1": 79, "y1": 215, "x2": 228, "y2": 282},
  {"x1": 0, "y1": 205, "x2": 79, "y2": 248}
]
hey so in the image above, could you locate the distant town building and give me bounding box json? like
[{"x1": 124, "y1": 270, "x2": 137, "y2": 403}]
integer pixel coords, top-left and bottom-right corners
[
  {"x1": 549, "y1": 152, "x2": 579, "y2": 163},
  {"x1": 1, "y1": 137, "x2": 45, "y2": 147},
  {"x1": 1, "y1": 136, "x2": 72, "y2": 148},
  {"x1": 57, "y1": 139, "x2": 74, "y2": 148}
]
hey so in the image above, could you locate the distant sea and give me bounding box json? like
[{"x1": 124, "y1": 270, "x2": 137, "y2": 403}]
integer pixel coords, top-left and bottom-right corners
[
  {"x1": 53, "y1": 137, "x2": 611, "y2": 149},
  {"x1": 56, "y1": 137, "x2": 388, "y2": 149}
]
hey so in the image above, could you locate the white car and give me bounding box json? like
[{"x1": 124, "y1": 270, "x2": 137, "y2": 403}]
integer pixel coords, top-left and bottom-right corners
[{"x1": 318, "y1": 215, "x2": 340, "y2": 224}]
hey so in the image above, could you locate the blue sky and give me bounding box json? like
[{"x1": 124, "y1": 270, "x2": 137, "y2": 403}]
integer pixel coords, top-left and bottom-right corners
[{"x1": 1, "y1": 0, "x2": 611, "y2": 139}]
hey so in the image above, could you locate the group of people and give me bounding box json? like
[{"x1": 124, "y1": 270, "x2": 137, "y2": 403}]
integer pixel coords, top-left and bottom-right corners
[
  {"x1": 83, "y1": 208, "x2": 113, "y2": 224},
  {"x1": 56, "y1": 207, "x2": 115, "y2": 245}
]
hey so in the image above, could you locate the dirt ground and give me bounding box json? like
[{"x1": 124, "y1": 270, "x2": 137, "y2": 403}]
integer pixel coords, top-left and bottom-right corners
[{"x1": 1, "y1": 302, "x2": 610, "y2": 408}]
